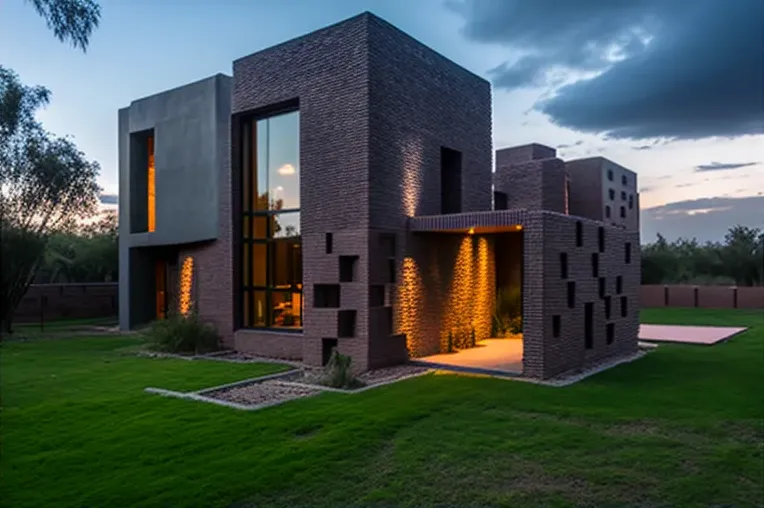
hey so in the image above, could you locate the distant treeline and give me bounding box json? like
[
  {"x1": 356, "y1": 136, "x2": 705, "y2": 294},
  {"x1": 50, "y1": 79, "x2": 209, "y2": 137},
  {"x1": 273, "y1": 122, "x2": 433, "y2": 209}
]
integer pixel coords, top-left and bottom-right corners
[{"x1": 642, "y1": 225, "x2": 764, "y2": 286}]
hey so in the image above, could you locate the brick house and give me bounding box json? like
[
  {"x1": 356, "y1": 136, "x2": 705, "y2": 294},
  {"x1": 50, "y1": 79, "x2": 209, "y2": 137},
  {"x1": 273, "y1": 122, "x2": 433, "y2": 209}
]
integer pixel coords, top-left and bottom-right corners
[{"x1": 118, "y1": 12, "x2": 640, "y2": 379}]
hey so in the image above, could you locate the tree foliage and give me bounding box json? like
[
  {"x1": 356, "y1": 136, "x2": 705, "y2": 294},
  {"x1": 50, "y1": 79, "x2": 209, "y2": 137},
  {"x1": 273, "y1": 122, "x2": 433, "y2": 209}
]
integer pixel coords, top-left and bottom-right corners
[
  {"x1": 0, "y1": 68, "x2": 101, "y2": 332},
  {"x1": 642, "y1": 226, "x2": 764, "y2": 286},
  {"x1": 26, "y1": 0, "x2": 101, "y2": 51}
]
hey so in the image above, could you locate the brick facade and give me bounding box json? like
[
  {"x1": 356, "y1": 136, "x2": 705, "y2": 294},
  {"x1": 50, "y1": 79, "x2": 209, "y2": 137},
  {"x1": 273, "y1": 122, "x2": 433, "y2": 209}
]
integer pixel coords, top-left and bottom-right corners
[{"x1": 120, "y1": 12, "x2": 646, "y2": 379}]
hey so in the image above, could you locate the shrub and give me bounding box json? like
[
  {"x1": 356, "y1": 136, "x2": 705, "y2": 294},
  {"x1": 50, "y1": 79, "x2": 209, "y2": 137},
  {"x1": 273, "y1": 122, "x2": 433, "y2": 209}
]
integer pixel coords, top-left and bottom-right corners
[
  {"x1": 492, "y1": 287, "x2": 522, "y2": 337},
  {"x1": 320, "y1": 349, "x2": 364, "y2": 389},
  {"x1": 145, "y1": 312, "x2": 220, "y2": 354}
]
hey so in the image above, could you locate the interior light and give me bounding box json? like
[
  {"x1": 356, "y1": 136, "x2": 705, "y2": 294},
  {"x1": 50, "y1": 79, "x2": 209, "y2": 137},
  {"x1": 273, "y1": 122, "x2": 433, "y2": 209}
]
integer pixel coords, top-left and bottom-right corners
[
  {"x1": 468, "y1": 227, "x2": 475, "y2": 235},
  {"x1": 515, "y1": 225, "x2": 523, "y2": 231},
  {"x1": 277, "y1": 163, "x2": 295, "y2": 175}
]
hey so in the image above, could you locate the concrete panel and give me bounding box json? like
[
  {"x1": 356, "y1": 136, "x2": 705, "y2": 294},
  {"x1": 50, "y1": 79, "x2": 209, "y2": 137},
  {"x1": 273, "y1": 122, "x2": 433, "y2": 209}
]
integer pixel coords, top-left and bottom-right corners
[
  {"x1": 641, "y1": 285, "x2": 666, "y2": 307},
  {"x1": 737, "y1": 287, "x2": 764, "y2": 309},
  {"x1": 698, "y1": 286, "x2": 734, "y2": 309},
  {"x1": 667, "y1": 285, "x2": 696, "y2": 307}
]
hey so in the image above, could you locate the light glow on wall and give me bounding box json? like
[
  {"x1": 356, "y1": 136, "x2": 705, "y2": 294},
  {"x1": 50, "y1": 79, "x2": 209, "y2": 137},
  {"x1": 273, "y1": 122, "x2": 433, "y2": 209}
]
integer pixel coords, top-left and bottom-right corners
[
  {"x1": 441, "y1": 236, "x2": 495, "y2": 350},
  {"x1": 147, "y1": 135, "x2": 156, "y2": 233},
  {"x1": 399, "y1": 137, "x2": 423, "y2": 217},
  {"x1": 397, "y1": 256, "x2": 425, "y2": 355},
  {"x1": 179, "y1": 256, "x2": 194, "y2": 316}
]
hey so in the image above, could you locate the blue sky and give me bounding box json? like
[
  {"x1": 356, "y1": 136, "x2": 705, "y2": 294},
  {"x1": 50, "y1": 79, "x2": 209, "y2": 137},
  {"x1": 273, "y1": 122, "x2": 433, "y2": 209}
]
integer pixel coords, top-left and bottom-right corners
[{"x1": 1, "y1": 0, "x2": 762, "y2": 242}]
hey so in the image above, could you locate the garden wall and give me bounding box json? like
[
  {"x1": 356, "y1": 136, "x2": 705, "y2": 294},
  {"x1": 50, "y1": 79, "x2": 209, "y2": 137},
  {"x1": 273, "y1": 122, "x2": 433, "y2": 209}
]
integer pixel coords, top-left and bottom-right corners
[
  {"x1": 640, "y1": 285, "x2": 764, "y2": 309},
  {"x1": 13, "y1": 283, "x2": 118, "y2": 323}
]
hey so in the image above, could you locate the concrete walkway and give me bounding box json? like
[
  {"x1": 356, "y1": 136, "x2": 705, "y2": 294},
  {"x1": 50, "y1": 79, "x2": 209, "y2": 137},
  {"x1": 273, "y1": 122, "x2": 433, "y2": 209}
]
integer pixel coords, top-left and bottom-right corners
[
  {"x1": 415, "y1": 338, "x2": 523, "y2": 374},
  {"x1": 639, "y1": 324, "x2": 747, "y2": 345}
]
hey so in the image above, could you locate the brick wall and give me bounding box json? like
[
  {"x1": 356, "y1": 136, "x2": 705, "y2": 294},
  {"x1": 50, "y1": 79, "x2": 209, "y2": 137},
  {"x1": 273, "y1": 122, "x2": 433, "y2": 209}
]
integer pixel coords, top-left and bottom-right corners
[
  {"x1": 14, "y1": 283, "x2": 117, "y2": 323},
  {"x1": 534, "y1": 212, "x2": 640, "y2": 379},
  {"x1": 494, "y1": 145, "x2": 565, "y2": 213}
]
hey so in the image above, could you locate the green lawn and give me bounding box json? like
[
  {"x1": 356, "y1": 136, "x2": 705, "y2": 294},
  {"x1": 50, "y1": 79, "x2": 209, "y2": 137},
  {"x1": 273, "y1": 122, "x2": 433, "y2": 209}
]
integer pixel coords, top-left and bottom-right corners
[{"x1": 1, "y1": 309, "x2": 762, "y2": 507}]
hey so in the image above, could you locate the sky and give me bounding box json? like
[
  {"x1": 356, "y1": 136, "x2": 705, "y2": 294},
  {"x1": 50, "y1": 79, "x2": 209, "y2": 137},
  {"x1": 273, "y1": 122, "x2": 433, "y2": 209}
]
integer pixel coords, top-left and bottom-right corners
[{"x1": 1, "y1": 0, "x2": 762, "y2": 243}]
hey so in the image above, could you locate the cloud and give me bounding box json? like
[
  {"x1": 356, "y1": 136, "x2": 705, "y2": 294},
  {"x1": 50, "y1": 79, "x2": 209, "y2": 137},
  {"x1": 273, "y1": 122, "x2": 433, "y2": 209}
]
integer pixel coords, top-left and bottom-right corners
[
  {"x1": 451, "y1": 0, "x2": 764, "y2": 140},
  {"x1": 99, "y1": 193, "x2": 118, "y2": 205},
  {"x1": 694, "y1": 161, "x2": 760, "y2": 172},
  {"x1": 674, "y1": 182, "x2": 696, "y2": 189},
  {"x1": 633, "y1": 145, "x2": 652, "y2": 151},
  {"x1": 639, "y1": 186, "x2": 654, "y2": 193},
  {"x1": 641, "y1": 196, "x2": 764, "y2": 242}
]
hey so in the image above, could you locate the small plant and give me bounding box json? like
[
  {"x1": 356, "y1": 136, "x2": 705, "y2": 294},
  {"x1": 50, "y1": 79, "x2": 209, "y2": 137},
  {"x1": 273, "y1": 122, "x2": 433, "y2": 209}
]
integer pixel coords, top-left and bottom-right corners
[
  {"x1": 321, "y1": 349, "x2": 365, "y2": 389},
  {"x1": 145, "y1": 312, "x2": 220, "y2": 354},
  {"x1": 492, "y1": 287, "x2": 522, "y2": 337}
]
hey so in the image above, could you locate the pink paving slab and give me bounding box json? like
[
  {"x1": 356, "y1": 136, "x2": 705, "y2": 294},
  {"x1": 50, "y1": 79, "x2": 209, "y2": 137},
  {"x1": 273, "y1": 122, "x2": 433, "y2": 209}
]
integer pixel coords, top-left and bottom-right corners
[{"x1": 639, "y1": 324, "x2": 747, "y2": 345}]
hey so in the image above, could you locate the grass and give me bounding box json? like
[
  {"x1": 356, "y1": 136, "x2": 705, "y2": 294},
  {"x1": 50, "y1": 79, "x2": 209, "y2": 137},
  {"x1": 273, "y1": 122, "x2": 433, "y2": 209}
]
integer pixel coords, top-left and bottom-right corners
[{"x1": 1, "y1": 309, "x2": 762, "y2": 507}]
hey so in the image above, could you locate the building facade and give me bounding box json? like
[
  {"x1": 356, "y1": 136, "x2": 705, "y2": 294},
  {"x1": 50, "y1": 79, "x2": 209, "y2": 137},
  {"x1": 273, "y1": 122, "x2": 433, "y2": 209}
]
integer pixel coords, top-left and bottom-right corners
[{"x1": 118, "y1": 12, "x2": 641, "y2": 379}]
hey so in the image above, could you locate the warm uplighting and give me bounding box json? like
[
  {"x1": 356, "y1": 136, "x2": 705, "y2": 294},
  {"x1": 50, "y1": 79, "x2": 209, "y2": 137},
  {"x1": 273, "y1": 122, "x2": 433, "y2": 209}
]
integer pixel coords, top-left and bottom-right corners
[
  {"x1": 399, "y1": 136, "x2": 423, "y2": 217},
  {"x1": 147, "y1": 136, "x2": 156, "y2": 232},
  {"x1": 179, "y1": 256, "x2": 194, "y2": 316},
  {"x1": 468, "y1": 227, "x2": 475, "y2": 235},
  {"x1": 442, "y1": 236, "x2": 494, "y2": 351},
  {"x1": 277, "y1": 163, "x2": 296, "y2": 175},
  {"x1": 515, "y1": 225, "x2": 523, "y2": 231},
  {"x1": 397, "y1": 257, "x2": 425, "y2": 356}
]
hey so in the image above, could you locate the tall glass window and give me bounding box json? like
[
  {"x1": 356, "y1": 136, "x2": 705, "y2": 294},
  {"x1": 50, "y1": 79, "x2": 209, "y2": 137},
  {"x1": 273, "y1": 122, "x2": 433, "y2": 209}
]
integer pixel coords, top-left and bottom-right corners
[{"x1": 240, "y1": 110, "x2": 301, "y2": 329}]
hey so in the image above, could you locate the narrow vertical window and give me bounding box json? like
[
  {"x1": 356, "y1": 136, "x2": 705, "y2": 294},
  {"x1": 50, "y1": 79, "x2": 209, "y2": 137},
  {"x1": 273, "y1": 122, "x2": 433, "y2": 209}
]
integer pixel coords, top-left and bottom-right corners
[
  {"x1": 576, "y1": 221, "x2": 583, "y2": 247},
  {"x1": 147, "y1": 135, "x2": 156, "y2": 232},
  {"x1": 585, "y1": 302, "x2": 593, "y2": 349},
  {"x1": 441, "y1": 147, "x2": 462, "y2": 214},
  {"x1": 625, "y1": 242, "x2": 632, "y2": 264},
  {"x1": 560, "y1": 252, "x2": 568, "y2": 279}
]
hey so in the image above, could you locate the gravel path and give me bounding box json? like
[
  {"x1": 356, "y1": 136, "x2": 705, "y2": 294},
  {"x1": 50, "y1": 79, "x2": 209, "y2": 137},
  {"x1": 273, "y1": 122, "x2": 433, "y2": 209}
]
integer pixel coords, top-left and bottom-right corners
[{"x1": 207, "y1": 380, "x2": 320, "y2": 406}]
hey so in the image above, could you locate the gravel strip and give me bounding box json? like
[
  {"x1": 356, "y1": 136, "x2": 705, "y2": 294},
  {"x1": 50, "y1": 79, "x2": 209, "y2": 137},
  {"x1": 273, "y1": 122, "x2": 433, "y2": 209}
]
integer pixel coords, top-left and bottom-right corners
[{"x1": 207, "y1": 380, "x2": 320, "y2": 406}]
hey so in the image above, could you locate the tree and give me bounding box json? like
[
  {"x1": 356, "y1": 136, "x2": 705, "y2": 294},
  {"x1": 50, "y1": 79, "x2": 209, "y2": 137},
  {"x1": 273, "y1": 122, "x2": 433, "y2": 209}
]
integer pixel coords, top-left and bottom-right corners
[
  {"x1": 0, "y1": 69, "x2": 101, "y2": 333},
  {"x1": 26, "y1": 0, "x2": 101, "y2": 51},
  {"x1": 722, "y1": 226, "x2": 763, "y2": 286}
]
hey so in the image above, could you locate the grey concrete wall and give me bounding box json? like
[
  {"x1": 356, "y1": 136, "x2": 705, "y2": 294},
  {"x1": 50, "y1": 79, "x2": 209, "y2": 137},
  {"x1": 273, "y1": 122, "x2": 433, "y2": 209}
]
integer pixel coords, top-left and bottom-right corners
[
  {"x1": 118, "y1": 74, "x2": 231, "y2": 330},
  {"x1": 119, "y1": 74, "x2": 231, "y2": 247}
]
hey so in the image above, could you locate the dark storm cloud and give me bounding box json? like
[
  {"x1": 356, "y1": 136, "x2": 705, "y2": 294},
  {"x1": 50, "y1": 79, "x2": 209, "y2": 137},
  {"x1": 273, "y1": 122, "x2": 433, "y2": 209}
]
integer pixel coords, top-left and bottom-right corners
[
  {"x1": 99, "y1": 193, "x2": 118, "y2": 205},
  {"x1": 450, "y1": 0, "x2": 764, "y2": 140},
  {"x1": 694, "y1": 161, "x2": 760, "y2": 172},
  {"x1": 641, "y1": 196, "x2": 764, "y2": 243}
]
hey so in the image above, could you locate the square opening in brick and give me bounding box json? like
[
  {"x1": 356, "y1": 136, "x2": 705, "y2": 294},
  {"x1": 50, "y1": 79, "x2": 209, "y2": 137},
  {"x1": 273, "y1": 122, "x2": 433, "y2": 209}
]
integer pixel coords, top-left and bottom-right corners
[
  {"x1": 599, "y1": 277, "x2": 606, "y2": 298},
  {"x1": 620, "y1": 296, "x2": 628, "y2": 317},
  {"x1": 369, "y1": 285, "x2": 385, "y2": 307},
  {"x1": 585, "y1": 302, "x2": 594, "y2": 349},
  {"x1": 322, "y1": 338, "x2": 338, "y2": 366},
  {"x1": 591, "y1": 253, "x2": 599, "y2": 277},
  {"x1": 338, "y1": 310, "x2": 356, "y2": 338},
  {"x1": 560, "y1": 252, "x2": 568, "y2": 279},
  {"x1": 339, "y1": 255, "x2": 358, "y2": 282},
  {"x1": 567, "y1": 281, "x2": 576, "y2": 308},
  {"x1": 606, "y1": 323, "x2": 615, "y2": 345},
  {"x1": 553, "y1": 315, "x2": 561, "y2": 338},
  {"x1": 314, "y1": 284, "x2": 340, "y2": 308},
  {"x1": 604, "y1": 296, "x2": 612, "y2": 319},
  {"x1": 616, "y1": 276, "x2": 623, "y2": 294}
]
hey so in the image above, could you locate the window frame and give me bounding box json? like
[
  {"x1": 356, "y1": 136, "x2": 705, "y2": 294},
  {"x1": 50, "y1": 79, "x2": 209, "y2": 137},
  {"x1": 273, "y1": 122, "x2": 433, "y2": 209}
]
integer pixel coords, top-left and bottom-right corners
[{"x1": 239, "y1": 104, "x2": 302, "y2": 332}]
